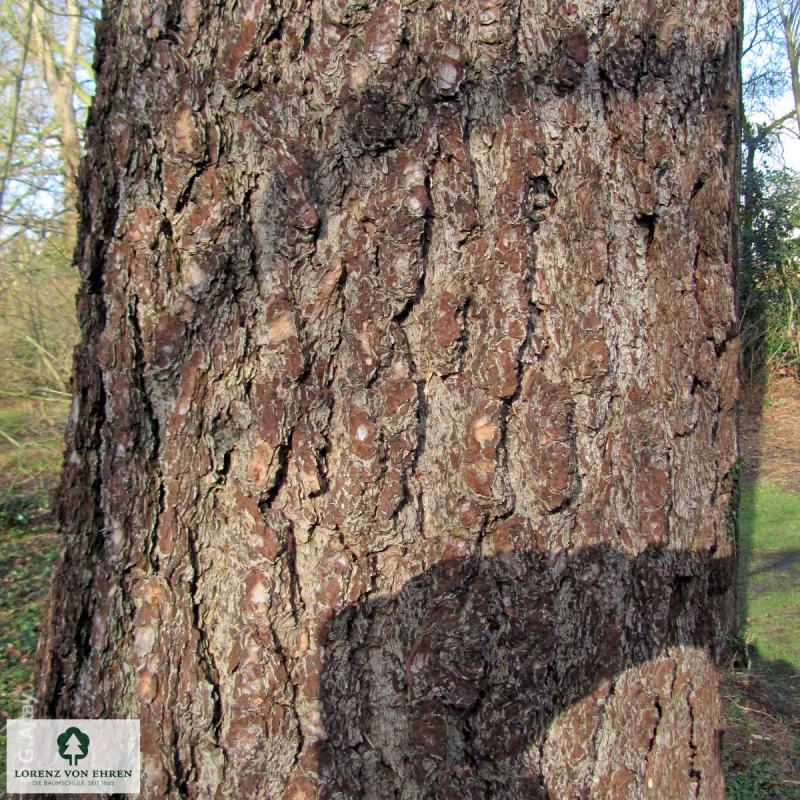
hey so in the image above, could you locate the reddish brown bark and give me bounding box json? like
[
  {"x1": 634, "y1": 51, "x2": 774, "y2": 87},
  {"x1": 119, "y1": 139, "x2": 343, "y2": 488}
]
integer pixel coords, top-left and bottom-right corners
[{"x1": 37, "y1": 1, "x2": 741, "y2": 798}]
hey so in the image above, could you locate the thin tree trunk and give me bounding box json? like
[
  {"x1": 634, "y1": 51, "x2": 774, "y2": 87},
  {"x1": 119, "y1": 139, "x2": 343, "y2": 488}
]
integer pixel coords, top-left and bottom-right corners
[
  {"x1": 36, "y1": 1, "x2": 741, "y2": 798},
  {"x1": 31, "y1": 0, "x2": 82, "y2": 230},
  {"x1": 777, "y1": 0, "x2": 800, "y2": 137},
  {"x1": 0, "y1": 0, "x2": 35, "y2": 218}
]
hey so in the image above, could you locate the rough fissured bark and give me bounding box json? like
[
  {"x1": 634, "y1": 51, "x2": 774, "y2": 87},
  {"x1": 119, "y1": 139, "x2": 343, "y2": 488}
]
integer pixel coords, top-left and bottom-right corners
[{"x1": 36, "y1": 1, "x2": 740, "y2": 798}]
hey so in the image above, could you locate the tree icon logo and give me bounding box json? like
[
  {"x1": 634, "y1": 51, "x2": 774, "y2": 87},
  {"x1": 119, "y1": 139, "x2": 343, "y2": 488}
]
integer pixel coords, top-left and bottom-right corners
[{"x1": 57, "y1": 727, "x2": 90, "y2": 766}]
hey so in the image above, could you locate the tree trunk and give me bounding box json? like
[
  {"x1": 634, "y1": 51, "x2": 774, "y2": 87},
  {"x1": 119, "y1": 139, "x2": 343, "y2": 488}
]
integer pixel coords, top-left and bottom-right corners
[
  {"x1": 36, "y1": 1, "x2": 741, "y2": 798},
  {"x1": 31, "y1": 0, "x2": 83, "y2": 232}
]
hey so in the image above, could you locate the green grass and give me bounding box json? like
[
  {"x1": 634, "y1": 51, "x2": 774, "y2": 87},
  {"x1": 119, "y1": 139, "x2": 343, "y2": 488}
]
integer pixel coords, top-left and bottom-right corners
[
  {"x1": 724, "y1": 481, "x2": 800, "y2": 799},
  {"x1": 739, "y1": 484, "x2": 800, "y2": 667}
]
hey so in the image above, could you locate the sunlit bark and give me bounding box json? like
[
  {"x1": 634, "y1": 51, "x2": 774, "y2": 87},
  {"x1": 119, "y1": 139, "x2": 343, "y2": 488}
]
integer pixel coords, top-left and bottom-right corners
[{"x1": 37, "y1": 2, "x2": 741, "y2": 798}]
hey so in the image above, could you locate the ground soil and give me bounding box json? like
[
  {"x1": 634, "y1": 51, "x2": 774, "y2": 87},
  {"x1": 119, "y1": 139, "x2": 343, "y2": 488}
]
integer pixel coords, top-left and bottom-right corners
[
  {"x1": 740, "y1": 377, "x2": 800, "y2": 494},
  {"x1": 722, "y1": 661, "x2": 800, "y2": 798}
]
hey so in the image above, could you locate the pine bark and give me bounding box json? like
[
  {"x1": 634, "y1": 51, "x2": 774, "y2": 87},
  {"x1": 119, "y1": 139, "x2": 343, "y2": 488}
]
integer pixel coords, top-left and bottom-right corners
[{"x1": 36, "y1": 1, "x2": 741, "y2": 798}]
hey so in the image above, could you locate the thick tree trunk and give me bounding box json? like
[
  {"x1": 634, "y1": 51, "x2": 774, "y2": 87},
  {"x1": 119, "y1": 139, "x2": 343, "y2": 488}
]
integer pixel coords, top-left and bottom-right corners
[{"x1": 36, "y1": 1, "x2": 741, "y2": 798}]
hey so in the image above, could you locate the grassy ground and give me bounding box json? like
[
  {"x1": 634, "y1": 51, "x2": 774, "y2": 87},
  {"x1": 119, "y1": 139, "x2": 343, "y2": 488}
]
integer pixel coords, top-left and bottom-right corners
[
  {"x1": 722, "y1": 663, "x2": 800, "y2": 799},
  {"x1": 721, "y1": 481, "x2": 800, "y2": 798},
  {"x1": 739, "y1": 485, "x2": 800, "y2": 667},
  {"x1": 722, "y1": 377, "x2": 800, "y2": 798},
  {"x1": 0, "y1": 399, "x2": 66, "y2": 795}
]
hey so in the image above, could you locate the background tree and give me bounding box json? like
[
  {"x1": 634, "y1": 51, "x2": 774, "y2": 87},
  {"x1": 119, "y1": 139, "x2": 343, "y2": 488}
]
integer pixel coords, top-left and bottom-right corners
[
  {"x1": 740, "y1": 161, "x2": 800, "y2": 375},
  {"x1": 0, "y1": 0, "x2": 95, "y2": 219},
  {"x1": 29, "y1": 0, "x2": 94, "y2": 228},
  {"x1": 0, "y1": 0, "x2": 96, "y2": 503},
  {"x1": 777, "y1": 0, "x2": 800, "y2": 134},
  {"x1": 741, "y1": 0, "x2": 800, "y2": 377}
]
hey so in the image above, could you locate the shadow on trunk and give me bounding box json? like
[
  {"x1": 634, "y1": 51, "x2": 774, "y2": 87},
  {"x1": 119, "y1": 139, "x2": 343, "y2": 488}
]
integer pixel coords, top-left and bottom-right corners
[{"x1": 310, "y1": 544, "x2": 736, "y2": 798}]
